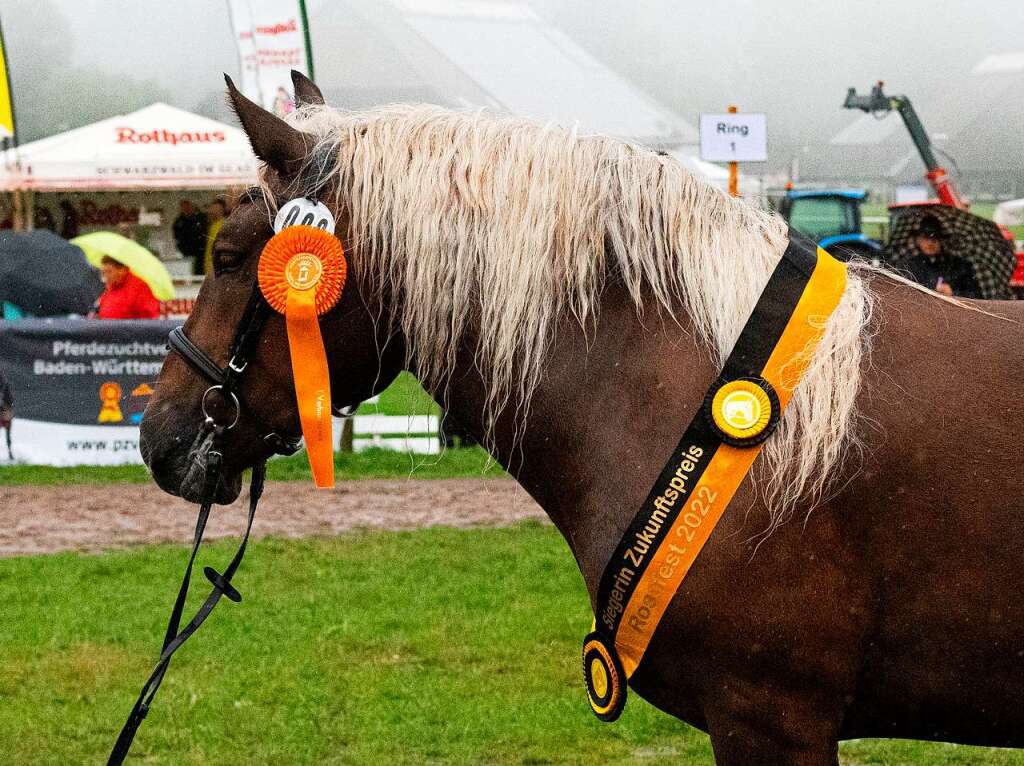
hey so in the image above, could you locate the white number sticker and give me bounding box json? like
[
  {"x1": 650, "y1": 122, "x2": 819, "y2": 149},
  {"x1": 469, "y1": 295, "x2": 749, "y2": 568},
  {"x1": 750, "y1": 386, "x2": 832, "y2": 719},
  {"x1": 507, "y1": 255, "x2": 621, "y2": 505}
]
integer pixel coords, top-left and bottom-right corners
[{"x1": 273, "y1": 197, "x2": 336, "y2": 234}]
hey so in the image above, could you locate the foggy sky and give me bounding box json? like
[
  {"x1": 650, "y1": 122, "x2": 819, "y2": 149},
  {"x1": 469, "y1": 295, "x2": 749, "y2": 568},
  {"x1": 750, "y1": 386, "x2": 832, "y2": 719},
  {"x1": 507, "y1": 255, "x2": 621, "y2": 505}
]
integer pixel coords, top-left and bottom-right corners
[{"x1": 4, "y1": 0, "x2": 1022, "y2": 178}]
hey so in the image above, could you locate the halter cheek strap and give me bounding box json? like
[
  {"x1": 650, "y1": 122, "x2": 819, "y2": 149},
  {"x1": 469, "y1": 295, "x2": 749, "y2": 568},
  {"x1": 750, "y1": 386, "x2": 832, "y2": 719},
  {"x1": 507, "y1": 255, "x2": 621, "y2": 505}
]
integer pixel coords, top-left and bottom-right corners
[{"x1": 584, "y1": 231, "x2": 849, "y2": 722}]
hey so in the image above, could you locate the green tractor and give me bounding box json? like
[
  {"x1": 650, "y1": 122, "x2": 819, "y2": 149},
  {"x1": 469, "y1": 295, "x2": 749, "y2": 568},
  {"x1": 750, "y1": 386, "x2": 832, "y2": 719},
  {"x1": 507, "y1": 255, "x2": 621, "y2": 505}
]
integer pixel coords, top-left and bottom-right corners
[{"x1": 770, "y1": 188, "x2": 882, "y2": 261}]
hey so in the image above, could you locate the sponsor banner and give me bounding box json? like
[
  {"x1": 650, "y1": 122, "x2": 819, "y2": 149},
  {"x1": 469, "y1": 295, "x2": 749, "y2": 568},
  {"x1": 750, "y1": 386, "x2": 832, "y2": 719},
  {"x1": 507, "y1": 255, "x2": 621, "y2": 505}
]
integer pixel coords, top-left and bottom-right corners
[
  {"x1": 159, "y1": 299, "x2": 195, "y2": 319},
  {"x1": 12, "y1": 419, "x2": 145, "y2": 466},
  {"x1": 227, "y1": 0, "x2": 312, "y2": 117},
  {"x1": 0, "y1": 103, "x2": 259, "y2": 191},
  {"x1": 0, "y1": 319, "x2": 176, "y2": 465}
]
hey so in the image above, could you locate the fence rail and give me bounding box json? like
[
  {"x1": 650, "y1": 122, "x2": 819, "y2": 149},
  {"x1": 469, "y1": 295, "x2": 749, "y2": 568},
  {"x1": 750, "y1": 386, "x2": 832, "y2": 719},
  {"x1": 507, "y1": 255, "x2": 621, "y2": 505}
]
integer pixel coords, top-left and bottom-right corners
[{"x1": 339, "y1": 413, "x2": 440, "y2": 454}]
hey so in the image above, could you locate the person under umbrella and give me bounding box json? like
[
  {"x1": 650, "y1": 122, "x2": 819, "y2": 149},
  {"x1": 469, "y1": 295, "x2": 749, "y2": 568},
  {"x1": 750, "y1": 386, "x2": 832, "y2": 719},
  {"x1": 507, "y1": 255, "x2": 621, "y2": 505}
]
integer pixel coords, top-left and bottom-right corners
[
  {"x1": 95, "y1": 256, "x2": 160, "y2": 319},
  {"x1": 72, "y1": 231, "x2": 176, "y2": 304},
  {"x1": 884, "y1": 204, "x2": 1014, "y2": 300},
  {"x1": 901, "y1": 214, "x2": 981, "y2": 298}
]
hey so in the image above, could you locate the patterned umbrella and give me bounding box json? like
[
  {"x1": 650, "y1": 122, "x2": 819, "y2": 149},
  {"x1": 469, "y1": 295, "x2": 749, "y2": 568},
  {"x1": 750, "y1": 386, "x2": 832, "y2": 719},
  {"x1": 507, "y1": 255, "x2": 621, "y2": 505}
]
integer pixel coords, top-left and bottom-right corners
[{"x1": 884, "y1": 203, "x2": 1015, "y2": 300}]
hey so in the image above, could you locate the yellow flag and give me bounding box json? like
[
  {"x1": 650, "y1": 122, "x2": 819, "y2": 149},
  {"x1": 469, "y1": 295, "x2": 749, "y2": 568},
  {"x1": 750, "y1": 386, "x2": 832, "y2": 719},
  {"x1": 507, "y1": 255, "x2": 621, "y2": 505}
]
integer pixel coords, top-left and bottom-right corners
[{"x1": 0, "y1": 22, "x2": 14, "y2": 139}]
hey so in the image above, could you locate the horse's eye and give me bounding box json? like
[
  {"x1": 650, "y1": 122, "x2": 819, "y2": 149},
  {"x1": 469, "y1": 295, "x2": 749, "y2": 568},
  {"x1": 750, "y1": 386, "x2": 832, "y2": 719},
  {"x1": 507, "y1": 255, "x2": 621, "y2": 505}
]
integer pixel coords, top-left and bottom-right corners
[{"x1": 213, "y1": 248, "x2": 246, "y2": 275}]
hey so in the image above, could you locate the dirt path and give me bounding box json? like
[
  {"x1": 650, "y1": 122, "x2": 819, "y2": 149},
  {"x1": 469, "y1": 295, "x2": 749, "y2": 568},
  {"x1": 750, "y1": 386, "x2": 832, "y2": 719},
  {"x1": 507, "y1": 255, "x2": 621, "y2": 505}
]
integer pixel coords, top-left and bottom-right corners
[{"x1": 0, "y1": 479, "x2": 544, "y2": 557}]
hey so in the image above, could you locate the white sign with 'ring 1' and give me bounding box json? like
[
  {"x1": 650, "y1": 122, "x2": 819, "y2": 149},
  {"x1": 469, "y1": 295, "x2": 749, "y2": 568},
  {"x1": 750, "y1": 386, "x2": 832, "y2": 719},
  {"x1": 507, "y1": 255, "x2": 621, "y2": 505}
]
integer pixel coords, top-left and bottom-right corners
[
  {"x1": 699, "y1": 113, "x2": 768, "y2": 163},
  {"x1": 274, "y1": 197, "x2": 336, "y2": 234}
]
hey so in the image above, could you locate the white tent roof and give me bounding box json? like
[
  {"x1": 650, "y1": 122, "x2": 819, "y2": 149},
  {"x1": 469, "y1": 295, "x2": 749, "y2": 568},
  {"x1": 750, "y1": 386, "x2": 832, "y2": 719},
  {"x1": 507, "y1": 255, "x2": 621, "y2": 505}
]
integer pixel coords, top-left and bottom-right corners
[
  {"x1": 0, "y1": 103, "x2": 258, "y2": 191},
  {"x1": 394, "y1": 0, "x2": 697, "y2": 146},
  {"x1": 314, "y1": 0, "x2": 697, "y2": 148}
]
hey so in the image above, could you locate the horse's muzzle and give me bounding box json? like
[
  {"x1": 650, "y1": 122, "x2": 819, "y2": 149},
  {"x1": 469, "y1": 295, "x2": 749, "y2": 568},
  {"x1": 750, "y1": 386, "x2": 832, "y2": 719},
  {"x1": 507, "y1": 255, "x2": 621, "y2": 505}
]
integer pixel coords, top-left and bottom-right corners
[{"x1": 140, "y1": 415, "x2": 243, "y2": 505}]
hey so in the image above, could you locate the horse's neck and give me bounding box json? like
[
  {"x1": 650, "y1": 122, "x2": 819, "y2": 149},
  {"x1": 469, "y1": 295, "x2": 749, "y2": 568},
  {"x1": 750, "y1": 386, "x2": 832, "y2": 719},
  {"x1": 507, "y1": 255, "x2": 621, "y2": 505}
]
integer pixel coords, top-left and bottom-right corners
[{"x1": 435, "y1": 281, "x2": 718, "y2": 593}]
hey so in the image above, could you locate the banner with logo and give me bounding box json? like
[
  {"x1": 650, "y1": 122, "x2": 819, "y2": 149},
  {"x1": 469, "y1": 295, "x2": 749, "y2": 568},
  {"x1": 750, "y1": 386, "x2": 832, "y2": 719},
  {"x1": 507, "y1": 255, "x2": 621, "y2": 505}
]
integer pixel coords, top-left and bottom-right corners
[
  {"x1": 0, "y1": 103, "x2": 257, "y2": 191},
  {"x1": 0, "y1": 320, "x2": 176, "y2": 465},
  {"x1": 226, "y1": 0, "x2": 314, "y2": 117}
]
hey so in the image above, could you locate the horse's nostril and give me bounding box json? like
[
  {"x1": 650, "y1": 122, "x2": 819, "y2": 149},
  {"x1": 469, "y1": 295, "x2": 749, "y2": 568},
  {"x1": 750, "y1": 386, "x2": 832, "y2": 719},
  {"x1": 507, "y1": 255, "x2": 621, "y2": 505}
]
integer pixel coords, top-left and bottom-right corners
[{"x1": 138, "y1": 406, "x2": 187, "y2": 478}]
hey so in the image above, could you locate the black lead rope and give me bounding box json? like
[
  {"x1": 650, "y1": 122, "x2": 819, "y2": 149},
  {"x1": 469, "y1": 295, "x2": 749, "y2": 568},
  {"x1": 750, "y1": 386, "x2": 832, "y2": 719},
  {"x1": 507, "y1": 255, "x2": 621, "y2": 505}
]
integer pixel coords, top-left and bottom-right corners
[{"x1": 107, "y1": 450, "x2": 267, "y2": 766}]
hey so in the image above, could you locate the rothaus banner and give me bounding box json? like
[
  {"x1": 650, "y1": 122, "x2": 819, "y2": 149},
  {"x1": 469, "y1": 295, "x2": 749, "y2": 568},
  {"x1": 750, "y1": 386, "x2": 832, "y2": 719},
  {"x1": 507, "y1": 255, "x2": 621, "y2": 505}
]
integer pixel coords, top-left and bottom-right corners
[
  {"x1": 0, "y1": 320, "x2": 176, "y2": 465},
  {"x1": 226, "y1": 0, "x2": 314, "y2": 117}
]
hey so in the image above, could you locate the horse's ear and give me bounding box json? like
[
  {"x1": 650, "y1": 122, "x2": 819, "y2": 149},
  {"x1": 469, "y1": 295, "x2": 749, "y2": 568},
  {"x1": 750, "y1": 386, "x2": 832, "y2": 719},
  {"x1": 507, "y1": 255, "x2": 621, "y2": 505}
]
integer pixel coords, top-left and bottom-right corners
[
  {"x1": 224, "y1": 74, "x2": 309, "y2": 178},
  {"x1": 291, "y1": 70, "x2": 325, "y2": 107}
]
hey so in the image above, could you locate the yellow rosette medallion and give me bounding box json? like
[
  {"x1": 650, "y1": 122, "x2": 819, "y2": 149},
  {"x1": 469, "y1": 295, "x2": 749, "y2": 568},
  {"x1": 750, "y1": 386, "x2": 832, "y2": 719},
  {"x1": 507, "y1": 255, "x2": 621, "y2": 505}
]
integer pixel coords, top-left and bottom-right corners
[
  {"x1": 582, "y1": 631, "x2": 627, "y2": 722},
  {"x1": 706, "y1": 377, "x2": 779, "y2": 447}
]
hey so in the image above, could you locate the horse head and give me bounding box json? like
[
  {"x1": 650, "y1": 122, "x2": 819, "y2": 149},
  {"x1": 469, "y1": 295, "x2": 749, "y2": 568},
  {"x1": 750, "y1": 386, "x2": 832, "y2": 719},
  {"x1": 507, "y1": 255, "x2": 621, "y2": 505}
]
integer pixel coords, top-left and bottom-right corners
[{"x1": 141, "y1": 72, "x2": 404, "y2": 503}]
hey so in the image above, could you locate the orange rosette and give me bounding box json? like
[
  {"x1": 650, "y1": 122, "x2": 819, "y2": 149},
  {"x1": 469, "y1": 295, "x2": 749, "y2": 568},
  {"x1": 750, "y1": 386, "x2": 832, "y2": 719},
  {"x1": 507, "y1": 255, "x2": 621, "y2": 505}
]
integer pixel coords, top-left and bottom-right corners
[
  {"x1": 258, "y1": 226, "x2": 347, "y2": 488},
  {"x1": 258, "y1": 226, "x2": 347, "y2": 314}
]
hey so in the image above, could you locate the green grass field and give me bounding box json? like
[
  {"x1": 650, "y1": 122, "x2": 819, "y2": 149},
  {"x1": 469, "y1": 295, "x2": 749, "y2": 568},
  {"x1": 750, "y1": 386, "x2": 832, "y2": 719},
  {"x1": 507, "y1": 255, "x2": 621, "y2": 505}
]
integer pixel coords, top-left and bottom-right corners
[
  {"x1": 356, "y1": 371, "x2": 440, "y2": 416},
  {"x1": 0, "y1": 446, "x2": 506, "y2": 486},
  {"x1": 2, "y1": 524, "x2": 1024, "y2": 765}
]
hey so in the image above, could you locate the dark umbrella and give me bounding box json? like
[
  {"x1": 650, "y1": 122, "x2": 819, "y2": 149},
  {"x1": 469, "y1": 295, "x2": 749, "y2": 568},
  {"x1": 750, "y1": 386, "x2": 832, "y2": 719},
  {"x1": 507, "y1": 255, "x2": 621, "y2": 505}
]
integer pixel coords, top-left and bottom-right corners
[
  {"x1": 0, "y1": 230, "x2": 103, "y2": 316},
  {"x1": 884, "y1": 203, "x2": 1015, "y2": 300}
]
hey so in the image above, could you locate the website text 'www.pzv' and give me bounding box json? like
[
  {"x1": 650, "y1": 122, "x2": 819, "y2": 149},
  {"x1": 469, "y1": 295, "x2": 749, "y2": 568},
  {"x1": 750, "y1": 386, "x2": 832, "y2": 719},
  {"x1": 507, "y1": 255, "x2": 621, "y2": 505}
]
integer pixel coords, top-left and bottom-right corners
[{"x1": 66, "y1": 439, "x2": 139, "y2": 453}]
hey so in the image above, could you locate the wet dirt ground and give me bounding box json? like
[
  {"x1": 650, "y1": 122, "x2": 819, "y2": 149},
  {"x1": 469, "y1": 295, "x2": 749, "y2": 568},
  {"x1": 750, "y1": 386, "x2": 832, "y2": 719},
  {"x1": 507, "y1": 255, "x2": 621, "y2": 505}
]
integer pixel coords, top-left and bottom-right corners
[{"x1": 0, "y1": 479, "x2": 543, "y2": 556}]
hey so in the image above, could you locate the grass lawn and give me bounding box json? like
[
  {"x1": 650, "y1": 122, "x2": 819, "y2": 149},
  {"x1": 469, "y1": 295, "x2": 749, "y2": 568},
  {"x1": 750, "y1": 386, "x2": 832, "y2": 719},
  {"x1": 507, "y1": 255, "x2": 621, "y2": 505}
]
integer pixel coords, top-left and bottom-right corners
[
  {"x1": 356, "y1": 371, "x2": 440, "y2": 417},
  {"x1": 2, "y1": 524, "x2": 1023, "y2": 765},
  {"x1": 0, "y1": 446, "x2": 507, "y2": 486}
]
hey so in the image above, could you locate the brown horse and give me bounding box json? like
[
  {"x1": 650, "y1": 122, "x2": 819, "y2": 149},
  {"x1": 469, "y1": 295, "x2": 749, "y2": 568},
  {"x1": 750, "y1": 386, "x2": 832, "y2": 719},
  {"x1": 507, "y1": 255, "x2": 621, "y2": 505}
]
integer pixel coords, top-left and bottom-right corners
[{"x1": 141, "y1": 73, "x2": 1024, "y2": 765}]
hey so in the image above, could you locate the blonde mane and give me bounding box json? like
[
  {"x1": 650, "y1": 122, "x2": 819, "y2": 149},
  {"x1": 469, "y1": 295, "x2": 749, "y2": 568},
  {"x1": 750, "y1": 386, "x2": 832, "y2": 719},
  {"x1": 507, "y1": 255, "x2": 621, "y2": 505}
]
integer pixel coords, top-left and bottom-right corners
[{"x1": 266, "y1": 103, "x2": 874, "y2": 527}]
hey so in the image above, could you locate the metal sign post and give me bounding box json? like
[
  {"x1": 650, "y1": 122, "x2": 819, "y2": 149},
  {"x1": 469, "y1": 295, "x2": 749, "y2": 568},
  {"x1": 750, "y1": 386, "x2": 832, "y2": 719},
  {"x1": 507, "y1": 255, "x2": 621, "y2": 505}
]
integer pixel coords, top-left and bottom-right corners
[{"x1": 727, "y1": 105, "x2": 738, "y2": 197}]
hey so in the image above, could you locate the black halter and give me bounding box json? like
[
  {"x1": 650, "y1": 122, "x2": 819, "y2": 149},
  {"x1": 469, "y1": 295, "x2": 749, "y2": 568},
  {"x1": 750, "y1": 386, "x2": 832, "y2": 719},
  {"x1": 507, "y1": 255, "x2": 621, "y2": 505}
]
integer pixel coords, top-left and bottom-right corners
[{"x1": 107, "y1": 286, "x2": 301, "y2": 765}]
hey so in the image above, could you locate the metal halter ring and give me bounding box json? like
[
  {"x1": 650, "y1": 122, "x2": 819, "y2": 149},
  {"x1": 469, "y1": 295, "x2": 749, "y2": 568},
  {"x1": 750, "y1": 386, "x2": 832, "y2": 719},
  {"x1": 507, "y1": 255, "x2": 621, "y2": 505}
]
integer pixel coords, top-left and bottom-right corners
[{"x1": 201, "y1": 385, "x2": 241, "y2": 430}]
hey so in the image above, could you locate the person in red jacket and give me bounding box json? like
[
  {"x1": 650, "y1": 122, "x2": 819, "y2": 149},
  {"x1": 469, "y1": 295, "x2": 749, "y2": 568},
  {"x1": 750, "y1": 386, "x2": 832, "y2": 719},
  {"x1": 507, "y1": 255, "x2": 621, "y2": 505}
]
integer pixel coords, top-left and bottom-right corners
[{"x1": 96, "y1": 256, "x2": 160, "y2": 319}]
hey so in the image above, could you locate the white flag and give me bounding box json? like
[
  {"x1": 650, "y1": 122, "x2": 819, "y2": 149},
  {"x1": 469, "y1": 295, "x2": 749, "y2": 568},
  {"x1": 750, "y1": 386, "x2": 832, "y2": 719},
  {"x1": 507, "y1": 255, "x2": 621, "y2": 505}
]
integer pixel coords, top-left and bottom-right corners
[{"x1": 226, "y1": 0, "x2": 313, "y2": 116}]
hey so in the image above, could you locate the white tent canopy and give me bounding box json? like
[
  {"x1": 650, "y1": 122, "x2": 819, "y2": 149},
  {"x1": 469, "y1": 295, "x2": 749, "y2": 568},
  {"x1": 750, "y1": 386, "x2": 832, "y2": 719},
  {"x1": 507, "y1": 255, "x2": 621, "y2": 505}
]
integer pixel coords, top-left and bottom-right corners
[
  {"x1": 0, "y1": 103, "x2": 258, "y2": 191},
  {"x1": 393, "y1": 0, "x2": 697, "y2": 147}
]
